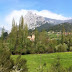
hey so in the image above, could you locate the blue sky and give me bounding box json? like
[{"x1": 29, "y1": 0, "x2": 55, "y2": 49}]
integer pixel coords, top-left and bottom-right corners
[
  {"x1": 0, "y1": 0, "x2": 72, "y2": 17},
  {"x1": 0, "y1": 0, "x2": 72, "y2": 30}
]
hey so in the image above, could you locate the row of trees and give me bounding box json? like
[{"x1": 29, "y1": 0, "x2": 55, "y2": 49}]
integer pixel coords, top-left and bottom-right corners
[
  {"x1": 1, "y1": 16, "x2": 72, "y2": 55},
  {"x1": 1, "y1": 16, "x2": 72, "y2": 72},
  {"x1": 8, "y1": 17, "x2": 29, "y2": 54}
]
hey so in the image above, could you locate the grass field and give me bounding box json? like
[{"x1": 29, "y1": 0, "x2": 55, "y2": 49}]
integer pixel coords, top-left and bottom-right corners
[{"x1": 11, "y1": 52, "x2": 72, "y2": 72}]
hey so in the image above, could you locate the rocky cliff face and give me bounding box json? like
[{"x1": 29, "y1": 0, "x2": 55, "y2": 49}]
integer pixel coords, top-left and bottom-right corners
[{"x1": 23, "y1": 11, "x2": 66, "y2": 29}]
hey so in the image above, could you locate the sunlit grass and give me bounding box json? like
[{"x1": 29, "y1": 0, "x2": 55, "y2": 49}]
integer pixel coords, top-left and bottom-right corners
[{"x1": 11, "y1": 52, "x2": 72, "y2": 72}]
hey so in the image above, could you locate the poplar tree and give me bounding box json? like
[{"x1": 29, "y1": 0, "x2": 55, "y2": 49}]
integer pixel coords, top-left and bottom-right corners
[
  {"x1": 0, "y1": 27, "x2": 5, "y2": 48},
  {"x1": 61, "y1": 25, "x2": 65, "y2": 45},
  {"x1": 9, "y1": 18, "x2": 17, "y2": 54},
  {"x1": 19, "y1": 16, "x2": 25, "y2": 53}
]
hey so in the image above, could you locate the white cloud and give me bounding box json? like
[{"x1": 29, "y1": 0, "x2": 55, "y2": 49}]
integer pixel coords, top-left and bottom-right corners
[
  {"x1": 5, "y1": 9, "x2": 28, "y2": 30},
  {"x1": 5, "y1": 9, "x2": 28, "y2": 25},
  {"x1": 35, "y1": 10, "x2": 72, "y2": 20},
  {"x1": 5, "y1": 9, "x2": 72, "y2": 30}
]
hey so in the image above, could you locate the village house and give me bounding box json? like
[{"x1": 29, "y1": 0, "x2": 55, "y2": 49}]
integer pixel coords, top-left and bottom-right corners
[{"x1": 27, "y1": 34, "x2": 35, "y2": 41}]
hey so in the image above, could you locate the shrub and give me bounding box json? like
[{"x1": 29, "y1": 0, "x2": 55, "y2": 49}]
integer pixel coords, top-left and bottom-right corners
[
  {"x1": 55, "y1": 43, "x2": 68, "y2": 52},
  {"x1": 0, "y1": 50, "x2": 14, "y2": 72},
  {"x1": 70, "y1": 46, "x2": 72, "y2": 51},
  {"x1": 14, "y1": 56, "x2": 28, "y2": 72},
  {"x1": 0, "y1": 46, "x2": 28, "y2": 72},
  {"x1": 47, "y1": 45, "x2": 54, "y2": 53},
  {"x1": 36, "y1": 43, "x2": 45, "y2": 53}
]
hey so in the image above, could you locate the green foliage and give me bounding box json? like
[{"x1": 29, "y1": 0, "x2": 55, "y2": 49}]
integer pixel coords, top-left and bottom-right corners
[
  {"x1": 14, "y1": 55, "x2": 28, "y2": 72},
  {"x1": 55, "y1": 43, "x2": 68, "y2": 52},
  {"x1": 48, "y1": 33, "x2": 57, "y2": 39},
  {"x1": 36, "y1": 42, "x2": 45, "y2": 53},
  {"x1": 0, "y1": 45, "x2": 28, "y2": 72},
  {"x1": 12, "y1": 52, "x2": 72, "y2": 72},
  {"x1": 36, "y1": 22, "x2": 54, "y2": 32},
  {"x1": 48, "y1": 22, "x2": 72, "y2": 32},
  {"x1": 47, "y1": 45, "x2": 54, "y2": 53},
  {"x1": 1, "y1": 15, "x2": 72, "y2": 55},
  {"x1": 46, "y1": 39, "x2": 57, "y2": 53},
  {"x1": 70, "y1": 46, "x2": 72, "y2": 51},
  {"x1": 3, "y1": 32, "x2": 8, "y2": 39},
  {"x1": 0, "y1": 45, "x2": 14, "y2": 72},
  {"x1": 8, "y1": 16, "x2": 29, "y2": 54},
  {"x1": 61, "y1": 25, "x2": 65, "y2": 44},
  {"x1": 51, "y1": 56, "x2": 66, "y2": 72},
  {"x1": 67, "y1": 65, "x2": 72, "y2": 72},
  {"x1": 2, "y1": 15, "x2": 72, "y2": 72}
]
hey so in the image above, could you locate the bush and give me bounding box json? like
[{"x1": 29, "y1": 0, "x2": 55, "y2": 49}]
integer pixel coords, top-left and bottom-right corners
[
  {"x1": 0, "y1": 50, "x2": 14, "y2": 72},
  {"x1": 36, "y1": 43, "x2": 45, "y2": 53},
  {"x1": 55, "y1": 43, "x2": 68, "y2": 52},
  {"x1": 47, "y1": 45, "x2": 54, "y2": 53},
  {"x1": 14, "y1": 56, "x2": 28, "y2": 72},
  {"x1": 0, "y1": 45, "x2": 28, "y2": 72},
  {"x1": 70, "y1": 46, "x2": 72, "y2": 51}
]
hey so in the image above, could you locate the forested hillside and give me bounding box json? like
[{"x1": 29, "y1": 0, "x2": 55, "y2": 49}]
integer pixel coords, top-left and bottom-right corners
[{"x1": 36, "y1": 22, "x2": 72, "y2": 32}]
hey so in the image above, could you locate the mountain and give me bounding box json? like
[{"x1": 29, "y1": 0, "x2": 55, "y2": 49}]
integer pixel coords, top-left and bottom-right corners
[
  {"x1": 23, "y1": 11, "x2": 72, "y2": 32},
  {"x1": 36, "y1": 22, "x2": 54, "y2": 31},
  {"x1": 36, "y1": 22, "x2": 72, "y2": 32},
  {"x1": 24, "y1": 11, "x2": 45, "y2": 29},
  {"x1": 23, "y1": 11, "x2": 72, "y2": 30},
  {"x1": 65, "y1": 19, "x2": 72, "y2": 23},
  {"x1": 45, "y1": 22, "x2": 72, "y2": 32},
  {"x1": 24, "y1": 11, "x2": 65, "y2": 29}
]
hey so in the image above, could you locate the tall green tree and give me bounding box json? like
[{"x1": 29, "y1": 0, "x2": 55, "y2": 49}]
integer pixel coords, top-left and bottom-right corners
[
  {"x1": 9, "y1": 19, "x2": 17, "y2": 54},
  {"x1": 61, "y1": 25, "x2": 65, "y2": 45}
]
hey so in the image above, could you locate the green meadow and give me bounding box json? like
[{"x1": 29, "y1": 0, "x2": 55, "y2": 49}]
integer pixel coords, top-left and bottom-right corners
[{"x1": 11, "y1": 52, "x2": 72, "y2": 72}]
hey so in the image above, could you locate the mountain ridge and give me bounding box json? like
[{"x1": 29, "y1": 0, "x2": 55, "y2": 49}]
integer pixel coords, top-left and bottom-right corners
[{"x1": 23, "y1": 11, "x2": 72, "y2": 30}]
